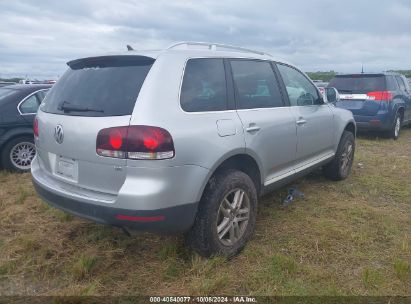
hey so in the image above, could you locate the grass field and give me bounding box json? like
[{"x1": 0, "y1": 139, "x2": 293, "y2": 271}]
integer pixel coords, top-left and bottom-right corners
[{"x1": 0, "y1": 130, "x2": 410, "y2": 296}]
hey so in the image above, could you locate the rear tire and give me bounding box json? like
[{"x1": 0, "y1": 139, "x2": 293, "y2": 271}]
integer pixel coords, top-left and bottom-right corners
[
  {"x1": 323, "y1": 131, "x2": 355, "y2": 181},
  {"x1": 186, "y1": 170, "x2": 257, "y2": 258},
  {"x1": 0, "y1": 136, "x2": 36, "y2": 172},
  {"x1": 387, "y1": 112, "x2": 401, "y2": 140}
]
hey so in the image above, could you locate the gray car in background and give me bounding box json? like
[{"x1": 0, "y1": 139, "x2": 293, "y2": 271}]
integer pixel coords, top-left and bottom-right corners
[{"x1": 32, "y1": 42, "x2": 356, "y2": 257}]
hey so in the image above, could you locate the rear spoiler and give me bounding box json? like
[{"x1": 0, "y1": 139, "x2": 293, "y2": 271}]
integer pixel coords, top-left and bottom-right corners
[{"x1": 67, "y1": 55, "x2": 155, "y2": 70}]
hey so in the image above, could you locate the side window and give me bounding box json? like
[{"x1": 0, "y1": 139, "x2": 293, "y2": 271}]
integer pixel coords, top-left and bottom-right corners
[
  {"x1": 230, "y1": 60, "x2": 284, "y2": 109},
  {"x1": 277, "y1": 64, "x2": 321, "y2": 106},
  {"x1": 386, "y1": 76, "x2": 399, "y2": 91},
  {"x1": 403, "y1": 77, "x2": 411, "y2": 91},
  {"x1": 180, "y1": 59, "x2": 227, "y2": 112},
  {"x1": 36, "y1": 90, "x2": 48, "y2": 102},
  {"x1": 395, "y1": 76, "x2": 407, "y2": 92},
  {"x1": 19, "y1": 94, "x2": 40, "y2": 114}
]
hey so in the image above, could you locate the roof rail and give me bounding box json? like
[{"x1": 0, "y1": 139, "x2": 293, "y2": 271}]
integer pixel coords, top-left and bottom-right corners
[{"x1": 167, "y1": 42, "x2": 272, "y2": 57}]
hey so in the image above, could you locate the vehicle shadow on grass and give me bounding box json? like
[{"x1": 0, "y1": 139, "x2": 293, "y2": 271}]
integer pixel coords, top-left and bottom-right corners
[{"x1": 356, "y1": 130, "x2": 389, "y2": 140}]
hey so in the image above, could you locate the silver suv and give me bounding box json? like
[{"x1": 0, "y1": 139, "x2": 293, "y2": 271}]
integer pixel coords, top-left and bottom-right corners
[{"x1": 32, "y1": 42, "x2": 356, "y2": 257}]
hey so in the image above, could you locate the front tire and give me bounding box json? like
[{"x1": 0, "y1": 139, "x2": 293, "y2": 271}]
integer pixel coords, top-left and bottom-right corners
[
  {"x1": 186, "y1": 170, "x2": 257, "y2": 257},
  {"x1": 0, "y1": 136, "x2": 36, "y2": 172},
  {"x1": 323, "y1": 131, "x2": 355, "y2": 181}
]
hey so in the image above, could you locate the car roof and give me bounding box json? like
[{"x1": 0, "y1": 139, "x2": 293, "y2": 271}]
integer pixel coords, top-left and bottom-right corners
[
  {"x1": 335, "y1": 72, "x2": 402, "y2": 77},
  {"x1": 1, "y1": 84, "x2": 52, "y2": 92},
  {"x1": 68, "y1": 42, "x2": 292, "y2": 66}
]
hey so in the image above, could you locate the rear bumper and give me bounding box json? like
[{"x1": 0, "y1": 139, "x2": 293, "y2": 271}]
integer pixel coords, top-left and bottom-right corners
[
  {"x1": 353, "y1": 113, "x2": 392, "y2": 131},
  {"x1": 31, "y1": 156, "x2": 204, "y2": 233},
  {"x1": 33, "y1": 177, "x2": 198, "y2": 233}
]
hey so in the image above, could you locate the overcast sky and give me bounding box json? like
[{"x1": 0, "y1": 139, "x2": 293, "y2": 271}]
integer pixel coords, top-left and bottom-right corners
[{"x1": 1, "y1": 0, "x2": 411, "y2": 79}]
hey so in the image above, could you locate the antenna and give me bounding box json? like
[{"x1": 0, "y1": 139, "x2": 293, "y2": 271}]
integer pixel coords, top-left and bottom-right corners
[
  {"x1": 361, "y1": 64, "x2": 364, "y2": 74},
  {"x1": 126, "y1": 45, "x2": 134, "y2": 51}
]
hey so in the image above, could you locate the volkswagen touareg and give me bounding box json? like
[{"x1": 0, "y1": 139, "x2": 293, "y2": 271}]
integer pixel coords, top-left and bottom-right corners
[{"x1": 32, "y1": 42, "x2": 356, "y2": 257}]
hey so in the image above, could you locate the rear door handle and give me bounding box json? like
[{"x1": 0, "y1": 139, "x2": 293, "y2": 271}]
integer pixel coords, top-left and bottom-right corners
[
  {"x1": 246, "y1": 125, "x2": 261, "y2": 132},
  {"x1": 296, "y1": 119, "x2": 307, "y2": 126}
]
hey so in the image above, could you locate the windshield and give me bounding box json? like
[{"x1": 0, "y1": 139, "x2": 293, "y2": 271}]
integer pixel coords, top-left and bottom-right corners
[
  {"x1": 41, "y1": 55, "x2": 154, "y2": 117},
  {"x1": 328, "y1": 75, "x2": 386, "y2": 94}
]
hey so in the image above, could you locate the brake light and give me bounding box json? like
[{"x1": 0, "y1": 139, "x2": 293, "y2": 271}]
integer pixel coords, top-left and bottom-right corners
[
  {"x1": 367, "y1": 91, "x2": 393, "y2": 101},
  {"x1": 96, "y1": 126, "x2": 128, "y2": 158},
  {"x1": 33, "y1": 117, "x2": 39, "y2": 138},
  {"x1": 109, "y1": 129, "x2": 124, "y2": 150},
  {"x1": 96, "y1": 125, "x2": 174, "y2": 160}
]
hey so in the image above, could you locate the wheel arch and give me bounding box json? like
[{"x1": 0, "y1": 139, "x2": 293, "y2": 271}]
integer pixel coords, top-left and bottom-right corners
[
  {"x1": 397, "y1": 106, "x2": 405, "y2": 121},
  {"x1": 0, "y1": 128, "x2": 34, "y2": 153},
  {"x1": 198, "y1": 152, "x2": 263, "y2": 202},
  {"x1": 344, "y1": 121, "x2": 356, "y2": 137},
  {"x1": 392, "y1": 97, "x2": 406, "y2": 121}
]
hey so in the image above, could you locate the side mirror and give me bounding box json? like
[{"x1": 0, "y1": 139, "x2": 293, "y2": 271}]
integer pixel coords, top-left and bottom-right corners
[{"x1": 325, "y1": 87, "x2": 340, "y2": 103}]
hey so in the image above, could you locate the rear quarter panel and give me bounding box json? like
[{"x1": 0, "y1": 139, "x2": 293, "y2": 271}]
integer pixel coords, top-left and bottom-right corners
[
  {"x1": 330, "y1": 106, "x2": 356, "y2": 149},
  {"x1": 0, "y1": 101, "x2": 33, "y2": 148},
  {"x1": 128, "y1": 52, "x2": 246, "y2": 170},
  {"x1": 128, "y1": 53, "x2": 248, "y2": 203},
  {"x1": 391, "y1": 94, "x2": 407, "y2": 118}
]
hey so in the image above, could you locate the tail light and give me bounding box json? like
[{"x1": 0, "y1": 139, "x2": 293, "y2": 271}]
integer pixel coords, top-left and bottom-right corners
[
  {"x1": 33, "y1": 117, "x2": 39, "y2": 138},
  {"x1": 367, "y1": 91, "x2": 393, "y2": 101},
  {"x1": 96, "y1": 125, "x2": 175, "y2": 160}
]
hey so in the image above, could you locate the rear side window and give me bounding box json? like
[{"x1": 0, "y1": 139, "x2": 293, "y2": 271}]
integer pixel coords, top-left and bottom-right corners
[
  {"x1": 20, "y1": 94, "x2": 40, "y2": 114},
  {"x1": 230, "y1": 60, "x2": 284, "y2": 109},
  {"x1": 277, "y1": 64, "x2": 321, "y2": 106},
  {"x1": 395, "y1": 76, "x2": 407, "y2": 91},
  {"x1": 328, "y1": 75, "x2": 386, "y2": 94},
  {"x1": 41, "y1": 56, "x2": 154, "y2": 117},
  {"x1": 404, "y1": 77, "x2": 411, "y2": 91},
  {"x1": 36, "y1": 90, "x2": 48, "y2": 101},
  {"x1": 180, "y1": 59, "x2": 227, "y2": 112},
  {"x1": 386, "y1": 76, "x2": 399, "y2": 91}
]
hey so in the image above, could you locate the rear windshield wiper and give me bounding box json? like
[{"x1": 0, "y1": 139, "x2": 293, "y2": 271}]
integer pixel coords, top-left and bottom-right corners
[{"x1": 58, "y1": 101, "x2": 104, "y2": 113}]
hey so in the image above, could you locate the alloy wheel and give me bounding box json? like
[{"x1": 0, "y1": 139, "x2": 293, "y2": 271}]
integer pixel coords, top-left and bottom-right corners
[
  {"x1": 340, "y1": 142, "x2": 354, "y2": 175},
  {"x1": 216, "y1": 188, "x2": 250, "y2": 246},
  {"x1": 394, "y1": 117, "x2": 401, "y2": 138},
  {"x1": 10, "y1": 142, "x2": 36, "y2": 170}
]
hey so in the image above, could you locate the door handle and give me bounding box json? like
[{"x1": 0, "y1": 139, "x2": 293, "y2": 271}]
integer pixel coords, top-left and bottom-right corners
[
  {"x1": 246, "y1": 125, "x2": 261, "y2": 132},
  {"x1": 296, "y1": 118, "x2": 307, "y2": 126}
]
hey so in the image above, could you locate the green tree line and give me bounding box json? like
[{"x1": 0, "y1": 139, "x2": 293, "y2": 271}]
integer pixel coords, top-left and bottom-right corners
[{"x1": 0, "y1": 77, "x2": 23, "y2": 83}]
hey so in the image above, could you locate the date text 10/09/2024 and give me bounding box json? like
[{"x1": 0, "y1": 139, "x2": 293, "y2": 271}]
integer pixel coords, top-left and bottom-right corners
[{"x1": 149, "y1": 296, "x2": 257, "y2": 303}]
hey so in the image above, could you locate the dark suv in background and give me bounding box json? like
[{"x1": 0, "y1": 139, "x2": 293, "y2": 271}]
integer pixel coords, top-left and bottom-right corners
[
  {"x1": 328, "y1": 73, "x2": 411, "y2": 139},
  {"x1": 0, "y1": 84, "x2": 51, "y2": 171}
]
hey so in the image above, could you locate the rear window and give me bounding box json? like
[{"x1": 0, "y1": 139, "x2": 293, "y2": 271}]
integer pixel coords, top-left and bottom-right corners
[
  {"x1": 41, "y1": 56, "x2": 154, "y2": 117},
  {"x1": 328, "y1": 75, "x2": 386, "y2": 94}
]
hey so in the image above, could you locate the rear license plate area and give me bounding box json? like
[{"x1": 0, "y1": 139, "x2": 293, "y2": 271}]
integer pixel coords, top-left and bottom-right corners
[{"x1": 55, "y1": 156, "x2": 78, "y2": 182}]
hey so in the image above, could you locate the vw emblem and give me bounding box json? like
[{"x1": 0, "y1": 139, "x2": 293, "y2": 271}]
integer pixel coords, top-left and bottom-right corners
[{"x1": 54, "y1": 125, "x2": 64, "y2": 144}]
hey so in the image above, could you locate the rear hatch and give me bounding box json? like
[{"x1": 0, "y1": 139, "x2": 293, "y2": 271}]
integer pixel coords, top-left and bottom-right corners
[
  {"x1": 36, "y1": 55, "x2": 154, "y2": 194},
  {"x1": 329, "y1": 74, "x2": 387, "y2": 116}
]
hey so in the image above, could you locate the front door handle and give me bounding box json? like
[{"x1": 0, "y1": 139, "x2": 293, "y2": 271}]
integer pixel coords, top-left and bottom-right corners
[
  {"x1": 296, "y1": 118, "x2": 307, "y2": 126},
  {"x1": 246, "y1": 125, "x2": 261, "y2": 132}
]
